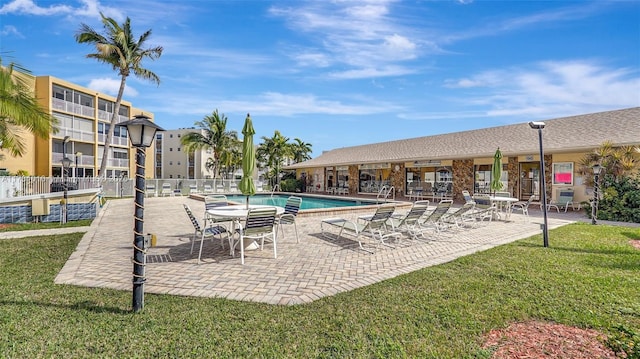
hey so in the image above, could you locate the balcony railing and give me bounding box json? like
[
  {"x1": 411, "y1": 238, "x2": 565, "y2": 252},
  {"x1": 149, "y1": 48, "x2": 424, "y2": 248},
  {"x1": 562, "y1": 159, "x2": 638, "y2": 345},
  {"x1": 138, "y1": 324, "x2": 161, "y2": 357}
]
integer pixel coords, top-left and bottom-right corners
[
  {"x1": 52, "y1": 98, "x2": 95, "y2": 118},
  {"x1": 98, "y1": 133, "x2": 130, "y2": 146}
]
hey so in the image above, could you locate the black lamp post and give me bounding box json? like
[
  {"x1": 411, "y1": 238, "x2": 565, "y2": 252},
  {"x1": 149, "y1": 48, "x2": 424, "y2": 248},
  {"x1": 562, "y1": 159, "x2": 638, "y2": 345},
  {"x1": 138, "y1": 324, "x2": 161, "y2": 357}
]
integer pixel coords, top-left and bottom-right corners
[
  {"x1": 528, "y1": 121, "x2": 549, "y2": 248},
  {"x1": 116, "y1": 114, "x2": 164, "y2": 312},
  {"x1": 591, "y1": 164, "x2": 602, "y2": 225},
  {"x1": 61, "y1": 136, "x2": 71, "y2": 224}
]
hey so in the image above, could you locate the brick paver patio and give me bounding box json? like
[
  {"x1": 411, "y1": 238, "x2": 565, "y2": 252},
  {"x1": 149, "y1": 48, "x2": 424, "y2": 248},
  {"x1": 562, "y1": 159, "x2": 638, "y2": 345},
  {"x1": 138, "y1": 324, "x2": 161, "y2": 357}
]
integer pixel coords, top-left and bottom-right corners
[{"x1": 55, "y1": 196, "x2": 576, "y2": 305}]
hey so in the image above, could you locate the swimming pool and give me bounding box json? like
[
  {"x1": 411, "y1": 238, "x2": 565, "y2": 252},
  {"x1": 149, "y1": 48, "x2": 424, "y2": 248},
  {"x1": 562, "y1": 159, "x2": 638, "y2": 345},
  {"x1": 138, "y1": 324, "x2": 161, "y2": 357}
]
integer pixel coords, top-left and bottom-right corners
[{"x1": 224, "y1": 194, "x2": 378, "y2": 210}]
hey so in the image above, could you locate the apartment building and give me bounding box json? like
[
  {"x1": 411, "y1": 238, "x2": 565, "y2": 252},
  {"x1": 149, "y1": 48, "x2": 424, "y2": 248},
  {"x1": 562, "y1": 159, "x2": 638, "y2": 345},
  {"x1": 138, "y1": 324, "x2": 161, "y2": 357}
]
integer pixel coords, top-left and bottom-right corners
[
  {"x1": 156, "y1": 128, "x2": 212, "y2": 179},
  {"x1": 0, "y1": 74, "x2": 155, "y2": 178}
]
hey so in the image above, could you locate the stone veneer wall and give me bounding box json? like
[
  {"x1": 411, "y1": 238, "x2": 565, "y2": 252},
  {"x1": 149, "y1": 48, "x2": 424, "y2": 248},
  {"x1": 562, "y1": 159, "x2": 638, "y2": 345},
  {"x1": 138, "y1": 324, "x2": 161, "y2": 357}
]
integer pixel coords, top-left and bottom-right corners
[
  {"x1": 508, "y1": 157, "x2": 519, "y2": 197},
  {"x1": 348, "y1": 165, "x2": 359, "y2": 195},
  {"x1": 544, "y1": 154, "x2": 553, "y2": 200},
  {"x1": 390, "y1": 163, "x2": 405, "y2": 196},
  {"x1": 452, "y1": 159, "x2": 474, "y2": 202}
]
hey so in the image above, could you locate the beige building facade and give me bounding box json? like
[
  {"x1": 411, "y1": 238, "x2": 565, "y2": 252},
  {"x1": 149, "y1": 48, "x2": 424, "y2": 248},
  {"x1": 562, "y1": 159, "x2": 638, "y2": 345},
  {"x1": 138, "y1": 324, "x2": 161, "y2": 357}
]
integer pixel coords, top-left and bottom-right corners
[
  {"x1": 288, "y1": 107, "x2": 640, "y2": 204},
  {"x1": 0, "y1": 74, "x2": 156, "y2": 179},
  {"x1": 155, "y1": 128, "x2": 212, "y2": 179}
]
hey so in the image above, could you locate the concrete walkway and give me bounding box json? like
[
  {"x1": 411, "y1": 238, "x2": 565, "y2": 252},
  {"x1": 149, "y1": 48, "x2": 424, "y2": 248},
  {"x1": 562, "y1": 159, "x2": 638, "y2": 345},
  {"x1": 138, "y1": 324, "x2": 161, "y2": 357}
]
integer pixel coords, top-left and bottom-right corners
[{"x1": 0, "y1": 196, "x2": 579, "y2": 305}]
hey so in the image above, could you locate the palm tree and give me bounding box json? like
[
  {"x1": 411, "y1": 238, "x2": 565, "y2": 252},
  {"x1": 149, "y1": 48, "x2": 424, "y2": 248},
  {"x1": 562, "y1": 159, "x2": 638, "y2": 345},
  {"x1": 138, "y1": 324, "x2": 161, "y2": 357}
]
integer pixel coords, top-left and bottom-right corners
[
  {"x1": 0, "y1": 56, "x2": 58, "y2": 160},
  {"x1": 257, "y1": 130, "x2": 290, "y2": 187},
  {"x1": 290, "y1": 138, "x2": 312, "y2": 163},
  {"x1": 180, "y1": 109, "x2": 238, "y2": 179},
  {"x1": 76, "y1": 13, "x2": 163, "y2": 177},
  {"x1": 219, "y1": 140, "x2": 242, "y2": 179},
  {"x1": 579, "y1": 140, "x2": 640, "y2": 185}
]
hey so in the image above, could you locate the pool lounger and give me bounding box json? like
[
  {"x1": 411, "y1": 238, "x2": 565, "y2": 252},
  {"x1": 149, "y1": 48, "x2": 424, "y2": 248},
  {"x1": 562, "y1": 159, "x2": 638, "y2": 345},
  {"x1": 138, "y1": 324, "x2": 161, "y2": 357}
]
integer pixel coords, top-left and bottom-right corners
[{"x1": 320, "y1": 204, "x2": 399, "y2": 253}]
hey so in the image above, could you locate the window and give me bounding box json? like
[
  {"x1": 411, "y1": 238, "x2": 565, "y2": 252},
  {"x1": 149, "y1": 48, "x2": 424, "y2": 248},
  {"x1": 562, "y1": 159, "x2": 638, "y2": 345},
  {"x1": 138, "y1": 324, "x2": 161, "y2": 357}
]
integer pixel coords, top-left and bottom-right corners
[
  {"x1": 169, "y1": 148, "x2": 173, "y2": 151},
  {"x1": 553, "y1": 162, "x2": 574, "y2": 185},
  {"x1": 169, "y1": 134, "x2": 173, "y2": 138}
]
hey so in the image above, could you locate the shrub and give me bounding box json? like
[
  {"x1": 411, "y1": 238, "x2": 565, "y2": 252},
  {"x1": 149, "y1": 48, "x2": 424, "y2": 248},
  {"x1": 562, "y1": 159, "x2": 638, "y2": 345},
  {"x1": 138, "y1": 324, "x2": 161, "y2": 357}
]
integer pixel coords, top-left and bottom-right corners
[
  {"x1": 279, "y1": 178, "x2": 302, "y2": 192},
  {"x1": 585, "y1": 175, "x2": 640, "y2": 223}
]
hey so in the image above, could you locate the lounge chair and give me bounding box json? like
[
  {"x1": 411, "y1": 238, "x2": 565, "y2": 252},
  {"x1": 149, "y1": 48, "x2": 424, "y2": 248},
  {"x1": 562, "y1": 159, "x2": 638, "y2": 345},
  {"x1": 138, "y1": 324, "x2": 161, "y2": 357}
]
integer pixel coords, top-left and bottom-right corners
[
  {"x1": 418, "y1": 199, "x2": 453, "y2": 234},
  {"x1": 161, "y1": 183, "x2": 172, "y2": 197},
  {"x1": 145, "y1": 184, "x2": 156, "y2": 197},
  {"x1": 462, "y1": 190, "x2": 474, "y2": 204},
  {"x1": 471, "y1": 194, "x2": 497, "y2": 223},
  {"x1": 203, "y1": 184, "x2": 214, "y2": 194},
  {"x1": 441, "y1": 202, "x2": 476, "y2": 229},
  {"x1": 321, "y1": 204, "x2": 399, "y2": 253},
  {"x1": 188, "y1": 183, "x2": 200, "y2": 194},
  {"x1": 387, "y1": 200, "x2": 430, "y2": 241}
]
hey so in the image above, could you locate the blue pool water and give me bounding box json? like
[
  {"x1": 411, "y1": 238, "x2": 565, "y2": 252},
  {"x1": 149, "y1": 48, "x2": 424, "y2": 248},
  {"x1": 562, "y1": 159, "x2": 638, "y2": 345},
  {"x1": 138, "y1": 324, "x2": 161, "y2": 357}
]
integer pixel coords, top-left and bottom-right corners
[{"x1": 224, "y1": 194, "x2": 377, "y2": 210}]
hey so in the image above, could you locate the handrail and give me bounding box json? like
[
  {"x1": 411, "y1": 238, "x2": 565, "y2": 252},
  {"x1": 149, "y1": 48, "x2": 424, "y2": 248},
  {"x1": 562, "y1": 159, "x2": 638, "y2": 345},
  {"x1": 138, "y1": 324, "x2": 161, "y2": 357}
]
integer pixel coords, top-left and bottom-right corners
[
  {"x1": 376, "y1": 185, "x2": 395, "y2": 203},
  {"x1": 271, "y1": 184, "x2": 280, "y2": 197}
]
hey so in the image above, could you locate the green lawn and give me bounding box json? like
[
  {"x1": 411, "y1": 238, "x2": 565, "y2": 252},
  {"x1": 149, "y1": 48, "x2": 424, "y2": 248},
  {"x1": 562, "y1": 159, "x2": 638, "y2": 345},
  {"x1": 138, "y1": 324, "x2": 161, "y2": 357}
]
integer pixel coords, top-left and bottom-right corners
[
  {"x1": 0, "y1": 219, "x2": 93, "y2": 232},
  {"x1": 1, "y1": 223, "x2": 638, "y2": 358}
]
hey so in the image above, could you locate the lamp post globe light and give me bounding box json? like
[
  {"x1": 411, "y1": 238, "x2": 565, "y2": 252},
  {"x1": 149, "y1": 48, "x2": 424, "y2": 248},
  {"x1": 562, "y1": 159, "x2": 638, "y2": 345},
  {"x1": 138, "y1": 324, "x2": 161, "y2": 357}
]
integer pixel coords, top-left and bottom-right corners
[
  {"x1": 591, "y1": 164, "x2": 602, "y2": 225},
  {"x1": 116, "y1": 114, "x2": 164, "y2": 313},
  {"x1": 528, "y1": 121, "x2": 549, "y2": 248}
]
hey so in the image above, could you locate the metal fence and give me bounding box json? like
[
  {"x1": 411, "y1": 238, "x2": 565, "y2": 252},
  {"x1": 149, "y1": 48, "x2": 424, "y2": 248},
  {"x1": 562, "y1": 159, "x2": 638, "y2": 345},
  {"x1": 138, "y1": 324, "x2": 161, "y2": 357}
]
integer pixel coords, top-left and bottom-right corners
[{"x1": 0, "y1": 176, "x2": 265, "y2": 200}]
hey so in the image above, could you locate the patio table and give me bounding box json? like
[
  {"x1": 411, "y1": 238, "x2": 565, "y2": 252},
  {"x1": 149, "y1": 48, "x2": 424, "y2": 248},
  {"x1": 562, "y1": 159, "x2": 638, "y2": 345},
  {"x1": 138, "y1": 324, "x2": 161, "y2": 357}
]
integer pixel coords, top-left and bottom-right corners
[
  {"x1": 488, "y1": 196, "x2": 519, "y2": 220},
  {"x1": 207, "y1": 204, "x2": 284, "y2": 253}
]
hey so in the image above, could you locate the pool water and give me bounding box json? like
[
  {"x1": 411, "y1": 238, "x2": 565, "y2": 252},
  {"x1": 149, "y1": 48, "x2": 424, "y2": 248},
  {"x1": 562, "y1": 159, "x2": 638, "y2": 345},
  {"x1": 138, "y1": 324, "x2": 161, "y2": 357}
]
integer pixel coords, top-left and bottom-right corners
[{"x1": 224, "y1": 194, "x2": 377, "y2": 210}]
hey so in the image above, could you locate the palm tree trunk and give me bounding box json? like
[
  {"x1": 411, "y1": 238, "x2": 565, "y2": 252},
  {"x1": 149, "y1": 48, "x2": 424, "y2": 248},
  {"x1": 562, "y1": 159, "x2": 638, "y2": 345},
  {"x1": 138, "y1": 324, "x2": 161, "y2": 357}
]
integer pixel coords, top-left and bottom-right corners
[{"x1": 98, "y1": 75, "x2": 127, "y2": 178}]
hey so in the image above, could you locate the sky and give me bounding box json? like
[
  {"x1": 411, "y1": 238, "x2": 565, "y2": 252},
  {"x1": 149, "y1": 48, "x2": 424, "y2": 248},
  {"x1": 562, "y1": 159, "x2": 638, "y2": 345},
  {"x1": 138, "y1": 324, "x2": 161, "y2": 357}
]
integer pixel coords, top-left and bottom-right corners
[{"x1": 1, "y1": 0, "x2": 639, "y2": 157}]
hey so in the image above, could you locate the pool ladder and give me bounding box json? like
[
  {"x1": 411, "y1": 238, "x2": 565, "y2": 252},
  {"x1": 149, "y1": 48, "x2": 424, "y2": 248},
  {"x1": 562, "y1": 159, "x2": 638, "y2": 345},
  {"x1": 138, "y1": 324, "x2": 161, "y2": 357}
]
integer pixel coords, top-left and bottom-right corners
[
  {"x1": 377, "y1": 185, "x2": 395, "y2": 203},
  {"x1": 270, "y1": 184, "x2": 280, "y2": 197}
]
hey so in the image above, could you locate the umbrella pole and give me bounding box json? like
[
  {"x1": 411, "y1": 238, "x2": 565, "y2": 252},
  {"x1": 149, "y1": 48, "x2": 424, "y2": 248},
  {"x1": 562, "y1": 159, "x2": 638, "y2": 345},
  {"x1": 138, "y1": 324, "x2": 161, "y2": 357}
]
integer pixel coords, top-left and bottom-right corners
[{"x1": 246, "y1": 196, "x2": 249, "y2": 210}]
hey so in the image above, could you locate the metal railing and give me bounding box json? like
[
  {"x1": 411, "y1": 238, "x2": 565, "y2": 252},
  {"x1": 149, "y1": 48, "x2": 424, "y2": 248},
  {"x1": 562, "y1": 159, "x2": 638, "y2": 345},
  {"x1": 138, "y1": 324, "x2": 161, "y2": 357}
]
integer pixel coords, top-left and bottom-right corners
[{"x1": 0, "y1": 176, "x2": 261, "y2": 200}]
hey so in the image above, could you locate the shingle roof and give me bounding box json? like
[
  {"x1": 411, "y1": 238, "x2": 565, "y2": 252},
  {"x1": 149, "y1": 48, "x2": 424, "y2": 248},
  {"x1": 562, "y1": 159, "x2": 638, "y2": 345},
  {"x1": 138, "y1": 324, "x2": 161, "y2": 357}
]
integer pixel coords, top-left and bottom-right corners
[{"x1": 287, "y1": 107, "x2": 640, "y2": 169}]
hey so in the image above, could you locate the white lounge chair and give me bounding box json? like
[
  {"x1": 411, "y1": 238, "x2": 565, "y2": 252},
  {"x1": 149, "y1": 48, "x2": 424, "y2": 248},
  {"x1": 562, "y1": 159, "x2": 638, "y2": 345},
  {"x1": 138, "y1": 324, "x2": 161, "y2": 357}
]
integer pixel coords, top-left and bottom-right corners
[
  {"x1": 321, "y1": 204, "x2": 399, "y2": 253},
  {"x1": 145, "y1": 184, "x2": 156, "y2": 197},
  {"x1": 161, "y1": 183, "x2": 172, "y2": 197}
]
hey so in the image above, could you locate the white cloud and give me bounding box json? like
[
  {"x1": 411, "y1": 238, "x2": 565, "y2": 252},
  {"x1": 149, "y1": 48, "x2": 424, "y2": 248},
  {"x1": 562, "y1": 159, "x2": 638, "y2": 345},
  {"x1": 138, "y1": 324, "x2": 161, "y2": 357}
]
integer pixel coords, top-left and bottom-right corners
[
  {"x1": 87, "y1": 78, "x2": 138, "y2": 98},
  {"x1": 0, "y1": 0, "x2": 72, "y2": 15},
  {"x1": 444, "y1": 60, "x2": 640, "y2": 119},
  {"x1": 269, "y1": 0, "x2": 419, "y2": 78},
  {"x1": 148, "y1": 91, "x2": 401, "y2": 118},
  {"x1": 0, "y1": 0, "x2": 123, "y2": 20},
  {"x1": 1, "y1": 25, "x2": 22, "y2": 37}
]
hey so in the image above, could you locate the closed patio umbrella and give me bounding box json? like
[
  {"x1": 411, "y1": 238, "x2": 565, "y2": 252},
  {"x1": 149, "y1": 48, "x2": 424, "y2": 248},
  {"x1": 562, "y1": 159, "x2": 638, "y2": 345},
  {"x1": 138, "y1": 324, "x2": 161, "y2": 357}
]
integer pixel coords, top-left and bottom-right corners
[
  {"x1": 491, "y1": 147, "x2": 504, "y2": 195},
  {"x1": 239, "y1": 113, "x2": 256, "y2": 209}
]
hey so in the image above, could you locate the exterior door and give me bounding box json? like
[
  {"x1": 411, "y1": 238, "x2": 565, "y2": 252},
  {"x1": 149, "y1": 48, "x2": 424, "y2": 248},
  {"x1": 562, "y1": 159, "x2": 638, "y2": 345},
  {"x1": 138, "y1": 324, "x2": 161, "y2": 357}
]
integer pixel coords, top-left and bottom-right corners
[{"x1": 519, "y1": 162, "x2": 540, "y2": 200}]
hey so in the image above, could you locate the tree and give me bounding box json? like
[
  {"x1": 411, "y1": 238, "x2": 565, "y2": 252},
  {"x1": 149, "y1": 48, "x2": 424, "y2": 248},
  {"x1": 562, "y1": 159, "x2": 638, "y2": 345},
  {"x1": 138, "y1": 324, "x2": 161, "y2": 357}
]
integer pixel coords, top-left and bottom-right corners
[
  {"x1": 290, "y1": 138, "x2": 312, "y2": 163},
  {"x1": 219, "y1": 140, "x2": 242, "y2": 178},
  {"x1": 76, "y1": 13, "x2": 163, "y2": 178},
  {"x1": 180, "y1": 109, "x2": 238, "y2": 179},
  {"x1": 0, "y1": 56, "x2": 58, "y2": 160},
  {"x1": 257, "y1": 130, "x2": 290, "y2": 187},
  {"x1": 579, "y1": 140, "x2": 640, "y2": 185}
]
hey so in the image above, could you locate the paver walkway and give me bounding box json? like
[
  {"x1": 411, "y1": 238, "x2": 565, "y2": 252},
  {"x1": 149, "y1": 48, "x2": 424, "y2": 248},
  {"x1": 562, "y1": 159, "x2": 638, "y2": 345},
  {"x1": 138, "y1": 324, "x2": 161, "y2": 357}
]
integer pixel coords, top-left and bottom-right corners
[{"x1": 45, "y1": 196, "x2": 583, "y2": 305}]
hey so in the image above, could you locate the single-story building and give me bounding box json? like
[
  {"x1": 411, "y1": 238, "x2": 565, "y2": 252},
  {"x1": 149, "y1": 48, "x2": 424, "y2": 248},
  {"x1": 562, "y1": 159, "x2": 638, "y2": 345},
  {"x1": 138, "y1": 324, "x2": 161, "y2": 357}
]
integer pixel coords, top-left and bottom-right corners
[{"x1": 286, "y1": 107, "x2": 640, "y2": 205}]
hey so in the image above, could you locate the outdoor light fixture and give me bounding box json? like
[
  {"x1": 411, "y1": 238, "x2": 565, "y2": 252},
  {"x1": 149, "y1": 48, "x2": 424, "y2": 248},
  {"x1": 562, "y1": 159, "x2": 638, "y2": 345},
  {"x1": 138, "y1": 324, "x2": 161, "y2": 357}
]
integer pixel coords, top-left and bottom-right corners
[
  {"x1": 528, "y1": 121, "x2": 549, "y2": 247},
  {"x1": 61, "y1": 136, "x2": 71, "y2": 224},
  {"x1": 116, "y1": 114, "x2": 164, "y2": 313},
  {"x1": 591, "y1": 164, "x2": 602, "y2": 225}
]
